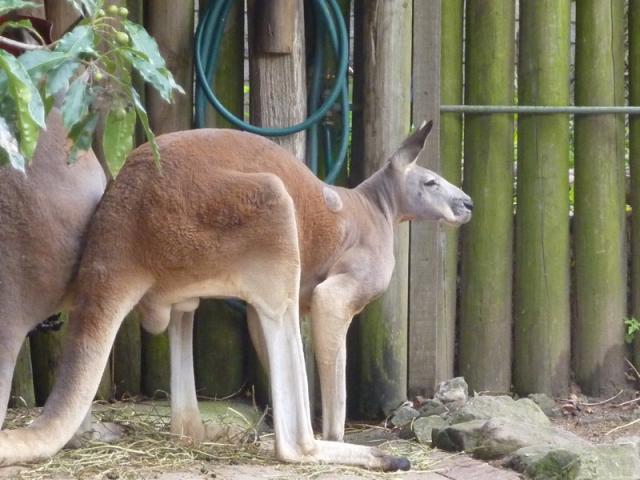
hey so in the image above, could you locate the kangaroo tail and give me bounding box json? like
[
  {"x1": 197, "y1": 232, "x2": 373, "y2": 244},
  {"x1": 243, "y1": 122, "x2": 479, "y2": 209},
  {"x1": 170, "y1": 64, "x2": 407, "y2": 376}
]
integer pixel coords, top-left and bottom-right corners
[{"x1": 0, "y1": 280, "x2": 148, "y2": 465}]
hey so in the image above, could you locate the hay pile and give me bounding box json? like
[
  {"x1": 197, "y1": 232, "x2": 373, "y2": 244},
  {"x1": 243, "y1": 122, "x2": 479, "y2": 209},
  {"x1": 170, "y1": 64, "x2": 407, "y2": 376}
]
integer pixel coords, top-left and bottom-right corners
[{"x1": 4, "y1": 402, "x2": 442, "y2": 479}]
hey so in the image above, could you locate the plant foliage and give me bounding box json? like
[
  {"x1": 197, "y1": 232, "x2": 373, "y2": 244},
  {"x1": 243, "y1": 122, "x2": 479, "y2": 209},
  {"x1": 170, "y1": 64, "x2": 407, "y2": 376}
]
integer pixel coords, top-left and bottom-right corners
[{"x1": 0, "y1": 0, "x2": 183, "y2": 173}]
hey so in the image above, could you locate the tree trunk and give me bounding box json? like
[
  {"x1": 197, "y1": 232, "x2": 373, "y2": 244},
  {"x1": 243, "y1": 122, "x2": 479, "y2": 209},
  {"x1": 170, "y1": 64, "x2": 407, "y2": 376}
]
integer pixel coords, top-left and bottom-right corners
[
  {"x1": 351, "y1": 0, "x2": 412, "y2": 418},
  {"x1": 574, "y1": 0, "x2": 626, "y2": 395},
  {"x1": 459, "y1": 0, "x2": 515, "y2": 393}
]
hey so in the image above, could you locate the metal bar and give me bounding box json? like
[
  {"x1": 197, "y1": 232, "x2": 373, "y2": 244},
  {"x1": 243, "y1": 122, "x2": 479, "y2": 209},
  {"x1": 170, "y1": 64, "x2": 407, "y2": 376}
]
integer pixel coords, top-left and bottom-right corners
[{"x1": 441, "y1": 105, "x2": 640, "y2": 114}]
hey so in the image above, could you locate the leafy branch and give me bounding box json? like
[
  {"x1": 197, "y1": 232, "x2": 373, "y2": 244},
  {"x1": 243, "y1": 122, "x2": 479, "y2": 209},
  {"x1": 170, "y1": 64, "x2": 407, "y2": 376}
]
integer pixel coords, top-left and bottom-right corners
[{"x1": 0, "y1": 0, "x2": 184, "y2": 174}]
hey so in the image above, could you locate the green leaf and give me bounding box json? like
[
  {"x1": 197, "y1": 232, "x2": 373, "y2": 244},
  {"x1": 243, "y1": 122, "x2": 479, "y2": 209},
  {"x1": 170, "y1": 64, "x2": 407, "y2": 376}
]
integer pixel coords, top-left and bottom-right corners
[
  {"x1": 19, "y1": 50, "x2": 68, "y2": 83},
  {"x1": 0, "y1": 19, "x2": 33, "y2": 34},
  {"x1": 131, "y1": 88, "x2": 160, "y2": 166},
  {"x1": 0, "y1": 115, "x2": 25, "y2": 171},
  {"x1": 0, "y1": 0, "x2": 40, "y2": 16},
  {"x1": 67, "y1": 0, "x2": 103, "y2": 17},
  {"x1": 62, "y1": 75, "x2": 92, "y2": 131},
  {"x1": 67, "y1": 112, "x2": 98, "y2": 163},
  {"x1": 0, "y1": 49, "x2": 44, "y2": 159},
  {"x1": 54, "y1": 24, "x2": 96, "y2": 56},
  {"x1": 123, "y1": 20, "x2": 184, "y2": 102},
  {"x1": 103, "y1": 107, "x2": 135, "y2": 176},
  {"x1": 46, "y1": 60, "x2": 81, "y2": 97}
]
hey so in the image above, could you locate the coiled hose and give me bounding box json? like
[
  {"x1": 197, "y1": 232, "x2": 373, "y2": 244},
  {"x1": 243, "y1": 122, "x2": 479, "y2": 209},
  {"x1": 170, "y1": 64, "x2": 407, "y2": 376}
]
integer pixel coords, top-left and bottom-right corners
[{"x1": 194, "y1": 0, "x2": 350, "y2": 184}]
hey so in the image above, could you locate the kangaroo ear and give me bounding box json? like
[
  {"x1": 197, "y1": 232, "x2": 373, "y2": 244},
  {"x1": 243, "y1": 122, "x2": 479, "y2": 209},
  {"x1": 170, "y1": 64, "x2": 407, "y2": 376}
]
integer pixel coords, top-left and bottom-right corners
[{"x1": 390, "y1": 120, "x2": 433, "y2": 169}]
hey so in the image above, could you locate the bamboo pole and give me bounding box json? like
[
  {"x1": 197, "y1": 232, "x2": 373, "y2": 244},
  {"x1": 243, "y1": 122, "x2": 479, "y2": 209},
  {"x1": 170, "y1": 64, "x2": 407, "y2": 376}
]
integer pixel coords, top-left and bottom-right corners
[
  {"x1": 632, "y1": 1, "x2": 640, "y2": 369},
  {"x1": 408, "y1": 0, "x2": 447, "y2": 398},
  {"x1": 459, "y1": 0, "x2": 515, "y2": 393},
  {"x1": 351, "y1": 0, "x2": 412, "y2": 418},
  {"x1": 574, "y1": 0, "x2": 626, "y2": 395},
  {"x1": 142, "y1": 0, "x2": 194, "y2": 396},
  {"x1": 514, "y1": 0, "x2": 571, "y2": 397}
]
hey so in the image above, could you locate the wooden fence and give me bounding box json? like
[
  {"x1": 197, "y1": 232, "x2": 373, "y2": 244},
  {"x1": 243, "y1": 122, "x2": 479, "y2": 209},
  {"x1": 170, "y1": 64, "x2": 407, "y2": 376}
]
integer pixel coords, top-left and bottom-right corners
[{"x1": 8, "y1": 0, "x2": 639, "y2": 421}]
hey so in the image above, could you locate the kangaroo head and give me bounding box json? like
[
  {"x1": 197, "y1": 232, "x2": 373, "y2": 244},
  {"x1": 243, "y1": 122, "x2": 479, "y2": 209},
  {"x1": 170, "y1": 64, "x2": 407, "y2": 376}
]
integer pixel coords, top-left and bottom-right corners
[{"x1": 388, "y1": 121, "x2": 473, "y2": 226}]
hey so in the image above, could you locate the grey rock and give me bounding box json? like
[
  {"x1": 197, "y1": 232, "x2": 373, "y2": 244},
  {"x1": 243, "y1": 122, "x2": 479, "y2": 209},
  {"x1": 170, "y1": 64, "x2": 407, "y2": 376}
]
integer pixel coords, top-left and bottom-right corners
[
  {"x1": 418, "y1": 398, "x2": 448, "y2": 417},
  {"x1": 615, "y1": 435, "x2": 640, "y2": 457},
  {"x1": 507, "y1": 443, "x2": 640, "y2": 480},
  {"x1": 528, "y1": 393, "x2": 559, "y2": 417},
  {"x1": 474, "y1": 417, "x2": 589, "y2": 460},
  {"x1": 435, "y1": 377, "x2": 469, "y2": 405},
  {"x1": 432, "y1": 419, "x2": 487, "y2": 452},
  {"x1": 449, "y1": 395, "x2": 550, "y2": 427},
  {"x1": 413, "y1": 415, "x2": 448, "y2": 445},
  {"x1": 390, "y1": 405, "x2": 420, "y2": 428},
  {"x1": 505, "y1": 445, "x2": 580, "y2": 478}
]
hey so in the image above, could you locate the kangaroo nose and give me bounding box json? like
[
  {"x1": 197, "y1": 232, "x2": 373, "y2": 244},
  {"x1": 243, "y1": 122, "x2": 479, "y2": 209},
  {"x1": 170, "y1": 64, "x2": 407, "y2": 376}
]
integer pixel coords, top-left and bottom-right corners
[{"x1": 463, "y1": 199, "x2": 474, "y2": 211}]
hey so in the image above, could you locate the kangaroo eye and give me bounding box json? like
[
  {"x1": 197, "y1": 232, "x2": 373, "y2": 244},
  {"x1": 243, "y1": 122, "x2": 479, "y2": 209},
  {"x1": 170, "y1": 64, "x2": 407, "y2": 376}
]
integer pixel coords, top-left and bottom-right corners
[{"x1": 424, "y1": 179, "x2": 437, "y2": 187}]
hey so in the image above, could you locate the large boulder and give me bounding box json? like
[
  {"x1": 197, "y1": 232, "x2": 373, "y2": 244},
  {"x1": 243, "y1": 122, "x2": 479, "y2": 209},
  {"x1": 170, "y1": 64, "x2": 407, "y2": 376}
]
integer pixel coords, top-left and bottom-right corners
[
  {"x1": 507, "y1": 443, "x2": 640, "y2": 480},
  {"x1": 474, "y1": 418, "x2": 589, "y2": 459},
  {"x1": 448, "y1": 395, "x2": 550, "y2": 426},
  {"x1": 432, "y1": 419, "x2": 487, "y2": 452}
]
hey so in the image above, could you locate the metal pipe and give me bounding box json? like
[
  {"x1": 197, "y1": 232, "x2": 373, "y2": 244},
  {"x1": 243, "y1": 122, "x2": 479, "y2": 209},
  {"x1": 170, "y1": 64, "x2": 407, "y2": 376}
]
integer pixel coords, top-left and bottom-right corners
[{"x1": 441, "y1": 105, "x2": 640, "y2": 114}]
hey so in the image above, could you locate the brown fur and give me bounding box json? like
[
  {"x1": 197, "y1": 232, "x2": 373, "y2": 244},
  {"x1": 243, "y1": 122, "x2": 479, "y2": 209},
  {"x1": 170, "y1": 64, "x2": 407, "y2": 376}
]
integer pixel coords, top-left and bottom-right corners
[{"x1": 0, "y1": 109, "x2": 106, "y2": 428}]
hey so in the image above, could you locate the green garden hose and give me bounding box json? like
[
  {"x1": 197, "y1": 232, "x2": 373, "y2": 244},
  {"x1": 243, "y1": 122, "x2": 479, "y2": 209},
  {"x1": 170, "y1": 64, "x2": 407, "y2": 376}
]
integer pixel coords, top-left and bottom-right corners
[{"x1": 194, "y1": 0, "x2": 349, "y2": 184}]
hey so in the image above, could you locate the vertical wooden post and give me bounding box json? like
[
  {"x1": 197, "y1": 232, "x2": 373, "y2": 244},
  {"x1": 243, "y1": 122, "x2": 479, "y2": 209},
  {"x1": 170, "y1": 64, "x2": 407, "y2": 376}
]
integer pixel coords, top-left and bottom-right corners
[
  {"x1": 17, "y1": 0, "x2": 45, "y2": 18},
  {"x1": 514, "y1": 0, "x2": 571, "y2": 397},
  {"x1": 459, "y1": 0, "x2": 515, "y2": 393},
  {"x1": 44, "y1": 0, "x2": 78, "y2": 40},
  {"x1": 8, "y1": 0, "x2": 45, "y2": 409},
  {"x1": 248, "y1": 0, "x2": 314, "y2": 406},
  {"x1": 142, "y1": 0, "x2": 194, "y2": 396},
  {"x1": 111, "y1": 0, "x2": 144, "y2": 399},
  {"x1": 574, "y1": 0, "x2": 626, "y2": 395},
  {"x1": 631, "y1": 1, "x2": 640, "y2": 369},
  {"x1": 10, "y1": 341, "x2": 35, "y2": 408},
  {"x1": 192, "y1": 0, "x2": 246, "y2": 399},
  {"x1": 351, "y1": 0, "x2": 412, "y2": 417},
  {"x1": 408, "y1": 0, "x2": 447, "y2": 398},
  {"x1": 437, "y1": 0, "x2": 464, "y2": 392}
]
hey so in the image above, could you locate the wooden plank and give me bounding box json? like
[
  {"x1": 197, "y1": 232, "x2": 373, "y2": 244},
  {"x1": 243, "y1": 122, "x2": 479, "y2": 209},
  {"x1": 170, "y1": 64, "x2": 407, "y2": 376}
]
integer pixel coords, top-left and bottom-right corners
[
  {"x1": 9, "y1": 339, "x2": 35, "y2": 408},
  {"x1": 514, "y1": 0, "x2": 571, "y2": 397},
  {"x1": 351, "y1": 0, "x2": 413, "y2": 417},
  {"x1": 142, "y1": 0, "x2": 194, "y2": 396},
  {"x1": 574, "y1": 0, "x2": 626, "y2": 395},
  {"x1": 631, "y1": 0, "x2": 640, "y2": 368},
  {"x1": 255, "y1": 0, "x2": 295, "y2": 54},
  {"x1": 194, "y1": 0, "x2": 247, "y2": 399},
  {"x1": 408, "y1": 0, "x2": 446, "y2": 399},
  {"x1": 44, "y1": 0, "x2": 78, "y2": 40},
  {"x1": 247, "y1": 0, "x2": 314, "y2": 408},
  {"x1": 110, "y1": 0, "x2": 145, "y2": 400},
  {"x1": 437, "y1": 0, "x2": 464, "y2": 392},
  {"x1": 459, "y1": 0, "x2": 515, "y2": 393}
]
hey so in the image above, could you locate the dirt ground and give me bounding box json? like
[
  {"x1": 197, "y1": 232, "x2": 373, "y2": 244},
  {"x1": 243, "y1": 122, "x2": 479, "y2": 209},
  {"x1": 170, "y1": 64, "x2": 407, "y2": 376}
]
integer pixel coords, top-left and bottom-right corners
[
  {"x1": 3, "y1": 387, "x2": 640, "y2": 479},
  {"x1": 549, "y1": 387, "x2": 640, "y2": 443}
]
